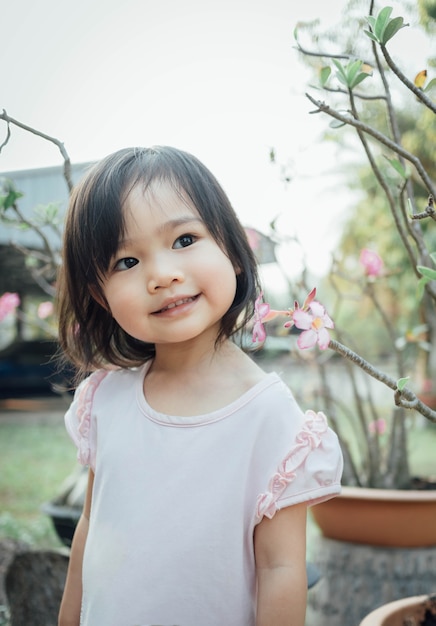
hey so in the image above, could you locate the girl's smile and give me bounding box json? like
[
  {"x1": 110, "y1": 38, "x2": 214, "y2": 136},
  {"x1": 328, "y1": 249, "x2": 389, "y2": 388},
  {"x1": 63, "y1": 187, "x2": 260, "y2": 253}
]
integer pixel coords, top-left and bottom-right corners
[
  {"x1": 151, "y1": 294, "x2": 199, "y2": 315},
  {"x1": 100, "y1": 181, "x2": 238, "y2": 348}
]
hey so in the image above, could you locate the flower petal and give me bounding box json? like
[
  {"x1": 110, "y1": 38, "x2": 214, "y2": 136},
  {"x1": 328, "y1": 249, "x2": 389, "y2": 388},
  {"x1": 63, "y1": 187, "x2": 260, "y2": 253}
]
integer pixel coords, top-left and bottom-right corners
[
  {"x1": 317, "y1": 328, "x2": 331, "y2": 350},
  {"x1": 303, "y1": 287, "x2": 317, "y2": 309},
  {"x1": 309, "y1": 301, "x2": 326, "y2": 317},
  {"x1": 292, "y1": 309, "x2": 312, "y2": 330},
  {"x1": 256, "y1": 302, "x2": 271, "y2": 319},
  {"x1": 323, "y1": 313, "x2": 335, "y2": 329},
  {"x1": 252, "y1": 321, "x2": 266, "y2": 343},
  {"x1": 297, "y1": 329, "x2": 318, "y2": 349},
  {"x1": 360, "y1": 248, "x2": 383, "y2": 277}
]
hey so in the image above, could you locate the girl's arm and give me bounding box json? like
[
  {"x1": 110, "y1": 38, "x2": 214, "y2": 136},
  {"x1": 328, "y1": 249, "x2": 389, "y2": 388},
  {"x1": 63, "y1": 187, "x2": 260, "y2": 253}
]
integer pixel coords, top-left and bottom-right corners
[
  {"x1": 254, "y1": 503, "x2": 308, "y2": 626},
  {"x1": 58, "y1": 468, "x2": 94, "y2": 626}
]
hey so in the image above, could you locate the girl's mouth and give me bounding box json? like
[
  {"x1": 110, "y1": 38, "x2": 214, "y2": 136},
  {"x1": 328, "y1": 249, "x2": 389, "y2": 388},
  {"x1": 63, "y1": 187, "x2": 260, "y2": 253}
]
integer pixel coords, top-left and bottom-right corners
[{"x1": 154, "y1": 296, "x2": 198, "y2": 314}]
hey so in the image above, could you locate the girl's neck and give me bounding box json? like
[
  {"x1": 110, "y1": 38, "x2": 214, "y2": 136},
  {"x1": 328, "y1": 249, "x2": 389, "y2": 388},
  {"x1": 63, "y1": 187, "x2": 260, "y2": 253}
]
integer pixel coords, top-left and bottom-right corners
[
  {"x1": 144, "y1": 337, "x2": 265, "y2": 417},
  {"x1": 151, "y1": 336, "x2": 234, "y2": 374}
]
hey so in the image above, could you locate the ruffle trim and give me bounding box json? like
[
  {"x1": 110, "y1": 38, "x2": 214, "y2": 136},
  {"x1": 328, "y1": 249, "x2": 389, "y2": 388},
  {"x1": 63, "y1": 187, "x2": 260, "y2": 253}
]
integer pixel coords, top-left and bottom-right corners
[
  {"x1": 76, "y1": 370, "x2": 109, "y2": 465},
  {"x1": 256, "y1": 410, "x2": 330, "y2": 521}
]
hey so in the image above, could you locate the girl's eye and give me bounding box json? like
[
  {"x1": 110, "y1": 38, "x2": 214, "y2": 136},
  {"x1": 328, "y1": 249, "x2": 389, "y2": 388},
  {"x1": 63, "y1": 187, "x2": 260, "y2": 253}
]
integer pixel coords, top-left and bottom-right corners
[
  {"x1": 173, "y1": 234, "x2": 196, "y2": 249},
  {"x1": 114, "y1": 257, "x2": 138, "y2": 271}
]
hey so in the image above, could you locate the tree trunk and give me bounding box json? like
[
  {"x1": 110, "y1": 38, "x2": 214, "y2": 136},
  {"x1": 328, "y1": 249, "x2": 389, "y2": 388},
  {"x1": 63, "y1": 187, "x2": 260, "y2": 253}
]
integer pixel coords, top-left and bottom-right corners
[{"x1": 5, "y1": 550, "x2": 68, "y2": 626}]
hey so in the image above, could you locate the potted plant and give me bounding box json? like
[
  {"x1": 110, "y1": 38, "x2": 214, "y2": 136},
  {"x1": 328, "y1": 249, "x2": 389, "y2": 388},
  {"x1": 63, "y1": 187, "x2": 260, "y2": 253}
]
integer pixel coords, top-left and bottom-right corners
[
  {"x1": 250, "y1": 3, "x2": 436, "y2": 623},
  {"x1": 250, "y1": 1, "x2": 436, "y2": 549},
  {"x1": 359, "y1": 594, "x2": 436, "y2": 626}
]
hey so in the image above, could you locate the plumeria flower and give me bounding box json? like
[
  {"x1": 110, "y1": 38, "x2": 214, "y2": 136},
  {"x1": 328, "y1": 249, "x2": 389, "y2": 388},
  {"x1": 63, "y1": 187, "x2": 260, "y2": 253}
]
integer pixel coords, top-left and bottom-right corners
[
  {"x1": 360, "y1": 248, "x2": 383, "y2": 277},
  {"x1": 292, "y1": 301, "x2": 334, "y2": 350},
  {"x1": 0, "y1": 292, "x2": 20, "y2": 322},
  {"x1": 368, "y1": 419, "x2": 387, "y2": 436},
  {"x1": 252, "y1": 293, "x2": 289, "y2": 343},
  {"x1": 251, "y1": 288, "x2": 334, "y2": 351},
  {"x1": 284, "y1": 287, "x2": 317, "y2": 330},
  {"x1": 37, "y1": 301, "x2": 54, "y2": 319}
]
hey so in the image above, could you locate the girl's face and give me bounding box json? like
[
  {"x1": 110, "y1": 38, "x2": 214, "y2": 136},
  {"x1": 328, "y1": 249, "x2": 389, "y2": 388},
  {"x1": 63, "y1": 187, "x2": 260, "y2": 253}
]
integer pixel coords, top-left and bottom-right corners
[{"x1": 100, "y1": 181, "x2": 238, "y2": 349}]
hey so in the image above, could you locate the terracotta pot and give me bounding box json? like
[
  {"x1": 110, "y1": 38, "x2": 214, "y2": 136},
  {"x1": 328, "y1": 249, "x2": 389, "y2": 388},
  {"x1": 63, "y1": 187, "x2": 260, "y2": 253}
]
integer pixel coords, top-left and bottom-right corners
[
  {"x1": 359, "y1": 594, "x2": 436, "y2": 625},
  {"x1": 311, "y1": 486, "x2": 436, "y2": 547},
  {"x1": 417, "y1": 391, "x2": 436, "y2": 410}
]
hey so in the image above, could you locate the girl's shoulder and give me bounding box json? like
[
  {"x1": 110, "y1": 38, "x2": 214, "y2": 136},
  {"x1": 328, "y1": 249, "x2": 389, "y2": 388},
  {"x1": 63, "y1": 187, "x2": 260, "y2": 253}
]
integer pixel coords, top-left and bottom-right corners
[
  {"x1": 75, "y1": 364, "x2": 145, "y2": 399},
  {"x1": 65, "y1": 365, "x2": 147, "y2": 465}
]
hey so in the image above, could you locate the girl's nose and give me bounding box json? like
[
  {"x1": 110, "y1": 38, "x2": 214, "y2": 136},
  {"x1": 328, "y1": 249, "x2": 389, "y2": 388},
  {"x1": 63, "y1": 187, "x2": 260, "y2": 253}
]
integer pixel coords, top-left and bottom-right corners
[{"x1": 146, "y1": 257, "x2": 185, "y2": 293}]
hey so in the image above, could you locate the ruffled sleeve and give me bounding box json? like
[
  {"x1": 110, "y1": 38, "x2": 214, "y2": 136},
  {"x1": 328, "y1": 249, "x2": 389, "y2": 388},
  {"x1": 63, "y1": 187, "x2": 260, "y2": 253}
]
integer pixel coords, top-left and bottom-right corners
[
  {"x1": 255, "y1": 409, "x2": 343, "y2": 522},
  {"x1": 64, "y1": 370, "x2": 109, "y2": 470}
]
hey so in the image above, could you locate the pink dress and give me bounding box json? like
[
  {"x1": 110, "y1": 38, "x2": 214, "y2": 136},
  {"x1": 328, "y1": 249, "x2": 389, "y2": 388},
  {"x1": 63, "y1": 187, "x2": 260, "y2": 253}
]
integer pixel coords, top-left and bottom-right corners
[{"x1": 65, "y1": 362, "x2": 343, "y2": 626}]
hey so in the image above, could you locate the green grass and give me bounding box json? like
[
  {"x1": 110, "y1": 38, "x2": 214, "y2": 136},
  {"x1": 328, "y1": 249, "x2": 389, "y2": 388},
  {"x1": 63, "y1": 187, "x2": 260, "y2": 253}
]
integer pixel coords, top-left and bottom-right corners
[
  {"x1": 408, "y1": 423, "x2": 436, "y2": 478},
  {"x1": 0, "y1": 420, "x2": 77, "y2": 548}
]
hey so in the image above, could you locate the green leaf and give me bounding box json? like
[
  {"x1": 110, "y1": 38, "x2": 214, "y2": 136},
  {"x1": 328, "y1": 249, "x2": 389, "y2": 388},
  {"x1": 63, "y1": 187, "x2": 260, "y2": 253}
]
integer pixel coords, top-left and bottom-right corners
[
  {"x1": 381, "y1": 15, "x2": 406, "y2": 44},
  {"x1": 332, "y1": 59, "x2": 348, "y2": 86},
  {"x1": 424, "y1": 77, "x2": 436, "y2": 93},
  {"x1": 417, "y1": 276, "x2": 429, "y2": 300},
  {"x1": 364, "y1": 29, "x2": 379, "y2": 43},
  {"x1": 332, "y1": 59, "x2": 371, "y2": 90},
  {"x1": 329, "y1": 119, "x2": 346, "y2": 129},
  {"x1": 417, "y1": 265, "x2": 436, "y2": 280},
  {"x1": 430, "y1": 252, "x2": 436, "y2": 264},
  {"x1": 374, "y1": 6, "x2": 393, "y2": 40},
  {"x1": 365, "y1": 7, "x2": 407, "y2": 45},
  {"x1": 384, "y1": 155, "x2": 409, "y2": 180},
  {"x1": 347, "y1": 60, "x2": 363, "y2": 83},
  {"x1": 0, "y1": 189, "x2": 23, "y2": 210},
  {"x1": 34, "y1": 202, "x2": 60, "y2": 225},
  {"x1": 350, "y1": 71, "x2": 371, "y2": 89},
  {"x1": 396, "y1": 377, "x2": 410, "y2": 391},
  {"x1": 365, "y1": 16, "x2": 377, "y2": 31},
  {"x1": 24, "y1": 255, "x2": 39, "y2": 269},
  {"x1": 320, "y1": 66, "x2": 331, "y2": 87}
]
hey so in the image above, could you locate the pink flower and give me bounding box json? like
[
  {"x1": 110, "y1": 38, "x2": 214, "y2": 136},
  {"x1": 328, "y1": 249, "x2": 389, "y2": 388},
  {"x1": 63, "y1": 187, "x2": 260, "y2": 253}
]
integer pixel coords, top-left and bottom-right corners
[
  {"x1": 37, "y1": 301, "x2": 54, "y2": 319},
  {"x1": 245, "y1": 227, "x2": 261, "y2": 252},
  {"x1": 252, "y1": 293, "x2": 287, "y2": 343},
  {"x1": 252, "y1": 294, "x2": 272, "y2": 343},
  {"x1": 292, "y1": 301, "x2": 334, "y2": 350},
  {"x1": 0, "y1": 292, "x2": 20, "y2": 322},
  {"x1": 360, "y1": 248, "x2": 383, "y2": 277},
  {"x1": 284, "y1": 288, "x2": 317, "y2": 330},
  {"x1": 368, "y1": 419, "x2": 387, "y2": 435}
]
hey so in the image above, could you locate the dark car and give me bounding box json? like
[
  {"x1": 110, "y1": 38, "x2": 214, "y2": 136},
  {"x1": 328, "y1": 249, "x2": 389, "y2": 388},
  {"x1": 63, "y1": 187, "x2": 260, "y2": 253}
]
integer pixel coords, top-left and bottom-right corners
[{"x1": 0, "y1": 339, "x2": 74, "y2": 398}]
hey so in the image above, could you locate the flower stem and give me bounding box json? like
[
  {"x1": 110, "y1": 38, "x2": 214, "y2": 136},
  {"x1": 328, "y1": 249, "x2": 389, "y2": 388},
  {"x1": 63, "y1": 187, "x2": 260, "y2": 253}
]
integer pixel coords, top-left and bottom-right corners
[{"x1": 328, "y1": 339, "x2": 436, "y2": 423}]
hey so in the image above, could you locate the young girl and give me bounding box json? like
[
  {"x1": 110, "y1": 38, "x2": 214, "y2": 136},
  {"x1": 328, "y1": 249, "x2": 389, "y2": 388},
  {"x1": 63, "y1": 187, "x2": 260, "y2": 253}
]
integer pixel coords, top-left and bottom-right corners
[{"x1": 57, "y1": 146, "x2": 343, "y2": 626}]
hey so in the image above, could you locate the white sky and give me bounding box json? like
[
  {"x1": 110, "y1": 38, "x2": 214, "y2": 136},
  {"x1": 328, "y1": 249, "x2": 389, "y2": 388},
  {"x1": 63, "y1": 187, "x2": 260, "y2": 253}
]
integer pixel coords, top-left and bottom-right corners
[{"x1": 1, "y1": 0, "x2": 431, "y2": 276}]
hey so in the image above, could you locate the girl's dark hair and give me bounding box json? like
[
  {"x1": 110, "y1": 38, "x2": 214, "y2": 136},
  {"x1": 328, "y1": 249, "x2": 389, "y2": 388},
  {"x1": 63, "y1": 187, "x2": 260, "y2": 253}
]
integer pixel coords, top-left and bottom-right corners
[{"x1": 57, "y1": 146, "x2": 260, "y2": 375}]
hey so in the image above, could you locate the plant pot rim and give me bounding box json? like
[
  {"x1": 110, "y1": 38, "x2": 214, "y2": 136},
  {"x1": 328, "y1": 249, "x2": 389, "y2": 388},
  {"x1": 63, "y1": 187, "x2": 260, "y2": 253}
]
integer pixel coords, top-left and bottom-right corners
[
  {"x1": 359, "y1": 594, "x2": 430, "y2": 625},
  {"x1": 340, "y1": 485, "x2": 436, "y2": 502},
  {"x1": 312, "y1": 486, "x2": 436, "y2": 546}
]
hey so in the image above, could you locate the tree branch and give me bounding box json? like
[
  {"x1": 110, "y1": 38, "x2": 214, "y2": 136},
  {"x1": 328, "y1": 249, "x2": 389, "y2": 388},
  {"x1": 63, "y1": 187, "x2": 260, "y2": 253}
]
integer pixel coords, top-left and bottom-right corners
[
  {"x1": 381, "y1": 45, "x2": 436, "y2": 114},
  {"x1": 0, "y1": 109, "x2": 73, "y2": 192},
  {"x1": 328, "y1": 339, "x2": 436, "y2": 423},
  {"x1": 305, "y1": 92, "x2": 436, "y2": 198}
]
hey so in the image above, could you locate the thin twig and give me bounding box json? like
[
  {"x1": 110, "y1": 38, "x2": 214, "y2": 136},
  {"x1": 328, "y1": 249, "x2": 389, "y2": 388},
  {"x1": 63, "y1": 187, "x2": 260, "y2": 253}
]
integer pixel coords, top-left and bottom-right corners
[
  {"x1": 381, "y1": 45, "x2": 436, "y2": 114},
  {"x1": 0, "y1": 109, "x2": 73, "y2": 192},
  {"x1": 305, "y1": 93, "x2": 436, "y2": 198},
  {"x1": 329, "y1": 339, "x2": 436, "y2": 423}
]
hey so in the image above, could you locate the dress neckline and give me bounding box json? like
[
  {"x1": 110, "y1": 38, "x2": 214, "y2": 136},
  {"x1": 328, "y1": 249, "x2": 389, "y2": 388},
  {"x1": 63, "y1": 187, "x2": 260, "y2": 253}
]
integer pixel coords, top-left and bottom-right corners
[{"x1": 135, "y1": 361, "x2": 281, "y2": 427}]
